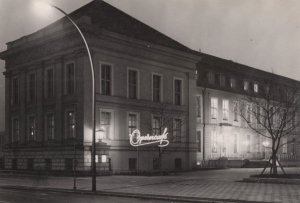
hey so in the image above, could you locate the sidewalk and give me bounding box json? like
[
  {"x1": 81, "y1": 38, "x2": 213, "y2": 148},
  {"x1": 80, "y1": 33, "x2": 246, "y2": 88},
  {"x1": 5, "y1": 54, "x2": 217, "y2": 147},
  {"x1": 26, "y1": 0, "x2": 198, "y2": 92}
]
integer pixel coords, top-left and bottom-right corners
[{"x1": 0, "y1": 168, "x2": 300, "y2": 203}]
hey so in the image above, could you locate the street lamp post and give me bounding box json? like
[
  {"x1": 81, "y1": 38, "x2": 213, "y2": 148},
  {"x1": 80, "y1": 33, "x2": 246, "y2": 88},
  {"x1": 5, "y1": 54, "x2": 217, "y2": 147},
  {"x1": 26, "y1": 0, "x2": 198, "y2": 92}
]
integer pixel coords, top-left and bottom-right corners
[{"x1": 48, "y1": 4, "x2": 97, "y2": 192}]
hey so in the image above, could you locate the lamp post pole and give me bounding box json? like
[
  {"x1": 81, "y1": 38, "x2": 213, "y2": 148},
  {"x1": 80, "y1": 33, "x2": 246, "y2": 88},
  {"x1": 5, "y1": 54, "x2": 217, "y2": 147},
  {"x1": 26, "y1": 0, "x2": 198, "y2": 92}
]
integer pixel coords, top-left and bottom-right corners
[{"x1": 50, "y1": 4, "x2": 97, "y2": 192}]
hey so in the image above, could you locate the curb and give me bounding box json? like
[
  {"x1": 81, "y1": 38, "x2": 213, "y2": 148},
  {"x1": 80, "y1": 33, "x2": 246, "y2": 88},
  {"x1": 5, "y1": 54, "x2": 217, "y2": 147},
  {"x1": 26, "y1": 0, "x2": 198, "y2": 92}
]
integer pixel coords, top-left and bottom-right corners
[
  {"x1": 242, "y1": 177, "x2": 300, "y2": 185},
  {"x1": 0, "y1": 185, "x2": 275, "y2": 203}
]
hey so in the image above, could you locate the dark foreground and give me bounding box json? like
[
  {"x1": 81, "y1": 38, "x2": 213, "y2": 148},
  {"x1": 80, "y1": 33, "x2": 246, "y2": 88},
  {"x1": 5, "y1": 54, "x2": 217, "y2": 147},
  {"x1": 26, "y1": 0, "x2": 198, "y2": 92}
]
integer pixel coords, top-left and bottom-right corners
[{"x1": 0, "y1": 188, "x2": 186, "y2": 203}]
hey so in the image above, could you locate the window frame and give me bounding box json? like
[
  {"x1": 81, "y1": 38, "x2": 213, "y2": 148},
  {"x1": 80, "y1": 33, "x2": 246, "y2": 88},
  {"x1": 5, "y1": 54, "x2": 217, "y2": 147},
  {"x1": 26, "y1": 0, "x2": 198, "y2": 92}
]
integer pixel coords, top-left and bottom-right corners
[
  {"x1": 44, "y1": 66, "x2": 55, "y2": 99},
  {"x1": 152, "y1": 73, "x2": 163, "y2": 103},
  {"x1": 173, "y1": 77, "x2": 183, "y2": 105},
  {"x1": 211, "y1": 97, "x2": 218, "y2": 120},
  {"x1": 99, "y1": 109, "x2": 114, "y2": 140},
  {"x1": 64, "y1": 62, "x2": 76, "y2": 95},
  {"x1": 45, "y1": 112, "x2": 55, "y2": 141},
  {"x1": 222, "y1": 99, "x2": 229, "y2": 121},
  {"x1": 127, "y1": 112, "x2": 140, "y2": 137},
  {"x1": 99, "y1": 62, "x2": 114, "y2": 96},
  {"x1": 127, "y1": 67, "x2": 140, "y2": 99},
  {"x1": 65, "y1": 110, "x2": 76, "y2": 139}
]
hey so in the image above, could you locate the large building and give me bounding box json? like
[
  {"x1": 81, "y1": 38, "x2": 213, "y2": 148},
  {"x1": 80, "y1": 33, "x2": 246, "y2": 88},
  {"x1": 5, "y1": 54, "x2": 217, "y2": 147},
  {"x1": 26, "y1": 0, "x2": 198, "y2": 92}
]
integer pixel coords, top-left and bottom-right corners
[
  {"x1": 0, "y1": 0, "x2": 299, "y2": 173},
  {"x1": 0, "y1": 0, "x2": 200, "y2": 173}
]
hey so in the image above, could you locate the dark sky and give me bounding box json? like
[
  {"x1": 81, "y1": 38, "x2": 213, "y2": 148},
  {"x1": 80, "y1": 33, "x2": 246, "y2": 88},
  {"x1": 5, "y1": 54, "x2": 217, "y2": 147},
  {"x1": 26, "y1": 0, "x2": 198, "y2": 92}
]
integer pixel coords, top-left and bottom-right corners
[{"x1": 1, "y1": 0, "x2": 300, "y2": 130}]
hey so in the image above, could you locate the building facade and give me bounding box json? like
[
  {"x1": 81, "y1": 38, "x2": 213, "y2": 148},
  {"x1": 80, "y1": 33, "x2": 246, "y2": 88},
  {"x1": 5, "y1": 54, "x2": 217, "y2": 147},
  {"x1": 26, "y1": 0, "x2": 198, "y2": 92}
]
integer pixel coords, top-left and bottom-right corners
[
  {"x1": 195, "y1": 55, "x2": 300, "y2": 165},
  {"x1": 0, "y1": 1, "x2": 200, "y2": 173}
]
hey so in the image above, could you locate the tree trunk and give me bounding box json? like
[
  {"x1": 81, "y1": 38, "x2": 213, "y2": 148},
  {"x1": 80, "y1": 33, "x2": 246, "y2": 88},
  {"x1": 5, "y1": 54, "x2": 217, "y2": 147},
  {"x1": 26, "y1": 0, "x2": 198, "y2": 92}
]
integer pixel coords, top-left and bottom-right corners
[{"x1": 271, "y1": 152, "x2": 278, "y2": 175}]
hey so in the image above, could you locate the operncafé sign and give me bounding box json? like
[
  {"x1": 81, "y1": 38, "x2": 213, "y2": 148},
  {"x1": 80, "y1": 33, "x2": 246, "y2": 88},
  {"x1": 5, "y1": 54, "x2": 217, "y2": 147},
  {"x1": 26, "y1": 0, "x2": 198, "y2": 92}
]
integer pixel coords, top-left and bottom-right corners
[{"x1": 129, "y1": 128, "x2": 169, "y2": 147}]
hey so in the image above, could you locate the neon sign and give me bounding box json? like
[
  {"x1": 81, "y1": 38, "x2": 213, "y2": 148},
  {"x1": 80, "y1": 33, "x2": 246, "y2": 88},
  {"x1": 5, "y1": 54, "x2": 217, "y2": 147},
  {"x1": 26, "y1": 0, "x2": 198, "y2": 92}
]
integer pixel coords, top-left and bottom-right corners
[{"x1": 129, "y1": 128, "x2": 169, "y2": 147}]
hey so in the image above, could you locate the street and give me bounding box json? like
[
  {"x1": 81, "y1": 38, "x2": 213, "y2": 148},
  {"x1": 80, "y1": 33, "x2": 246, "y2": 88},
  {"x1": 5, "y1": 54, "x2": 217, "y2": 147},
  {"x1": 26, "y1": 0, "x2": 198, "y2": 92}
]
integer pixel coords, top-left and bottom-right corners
[{"x1": 0, "y1": 188, "x2": 187, "y2": 203}]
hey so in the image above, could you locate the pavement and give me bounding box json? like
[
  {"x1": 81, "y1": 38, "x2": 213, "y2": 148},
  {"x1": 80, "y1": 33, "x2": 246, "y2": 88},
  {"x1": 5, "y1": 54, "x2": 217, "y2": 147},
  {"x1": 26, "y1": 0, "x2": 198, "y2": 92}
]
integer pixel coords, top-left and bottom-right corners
[{"x1": 0, "y1": 168, "x2": 300, "y2": 203}]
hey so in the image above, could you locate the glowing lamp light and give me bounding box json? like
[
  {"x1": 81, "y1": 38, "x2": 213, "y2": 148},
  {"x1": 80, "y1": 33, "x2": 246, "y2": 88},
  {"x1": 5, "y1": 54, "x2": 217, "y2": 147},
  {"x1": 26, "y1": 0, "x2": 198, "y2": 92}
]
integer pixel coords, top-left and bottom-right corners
[
  {"x1": 196, "y1": 161, "x2": 201, "y2": 166},
  {"x1": 262, "y1": 141, "x2": 270, "y2": 147},
  {"x1": 31, "y1": 0, "x2": 54, "y2": 18}
]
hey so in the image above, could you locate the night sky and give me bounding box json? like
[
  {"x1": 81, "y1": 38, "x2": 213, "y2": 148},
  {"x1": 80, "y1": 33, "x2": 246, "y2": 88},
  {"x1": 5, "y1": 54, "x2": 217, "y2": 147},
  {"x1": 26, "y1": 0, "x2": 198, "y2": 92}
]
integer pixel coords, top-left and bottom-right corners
[{"x1": 1, "y1": 0, "x2": 300, "y2": 130}]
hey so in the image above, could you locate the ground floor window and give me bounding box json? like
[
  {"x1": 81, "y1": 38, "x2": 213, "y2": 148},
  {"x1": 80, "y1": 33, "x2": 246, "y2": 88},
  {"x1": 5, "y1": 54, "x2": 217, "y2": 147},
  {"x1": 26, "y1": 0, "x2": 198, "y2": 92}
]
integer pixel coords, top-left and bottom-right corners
[
  {"x1": 175, "y1": 158, "x2": 182, "y2": 170},
  {"x1": 129, "y1": 158, "x2": 137, "y2": 171}
]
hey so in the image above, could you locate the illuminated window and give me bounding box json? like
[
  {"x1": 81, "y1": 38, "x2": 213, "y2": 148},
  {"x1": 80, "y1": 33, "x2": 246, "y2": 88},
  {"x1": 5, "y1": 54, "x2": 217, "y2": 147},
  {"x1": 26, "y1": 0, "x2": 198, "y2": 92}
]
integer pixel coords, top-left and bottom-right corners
[
  {"x1": 254, "y1": 83, "x2": 259, "y2": 93},
  {"x1": 28, "y1": 115, "x2": 36, "y2": 141},
  {"x1": 174, "y1": 79, "x2": 182, "y2": 105},
  {"x1": 100, "y1": 111, "x2": 112, "y2": 139},
  {"x1": 243, "y1": 81, "x2": 249, "y2": 91},
  {"x1": 211, "y1": 97, "x2": 218, "y2": 119},
  {"x1": 11, "y1": 77, "x2": 19, "y2": 105},
  {"x1": 152, "y1": 74, "x2": 162, "y2": 102},
  {"x1": 128, "y1": 113, "x2": 138, "y2": 135},
  {"x1": 65, "y1": 63, "x2": 75, "y2": 95},
  {"x1": 230, "y1": 78, "x2": 236, "y2": 88},
  {"x1": 222, "y1": 99, "x2": 229, "y2": 121},
  {"x1": 128, "y1": 69, "x2": 138, "y2": 99},
  {"x1": 12, "y1": 118, "x2": 20, "y2": 143},
  {"x1": 233, "y1": 101, "x2": 239, "y2": 121},
  {"x1": 211, "y1": 130, "x2": 217, "y2": 153},
  {"x1": 45, "y1": 113, "x2": 55, "y2": 140},
  {"x1": 65, "y1": 111, "x2": 75, "y2": 139},
  {"x1": 173, "y1": 118, "x2": 182, "y2": 142}
]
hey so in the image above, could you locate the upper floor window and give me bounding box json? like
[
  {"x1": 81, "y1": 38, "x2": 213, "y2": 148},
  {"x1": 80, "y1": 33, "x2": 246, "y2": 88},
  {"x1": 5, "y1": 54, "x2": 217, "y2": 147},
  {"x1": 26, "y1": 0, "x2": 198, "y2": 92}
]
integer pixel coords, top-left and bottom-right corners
[
  {"x1": 173, "y1": 118, "x2": 182, "y2": 142},
  {"x1": 243, "y1": 81, "x2": 249, "y2": 91},
  {"x1": 11, "y1": 77, "x2": 19, "y2": 105},
  {"x1": 174, "y1": 78, "x2": 182, "y2": 105},
  {"x1": 100, "y1": 110, "x2": 113, "y2": 139},
  {"x1": 28, "y1": 73, "x2": 36, "y2": 103},
  {"x1": 128, "y1": 69, "x2": 138, "y2": 99},
  {"x1": 65, "y1": 110, "x2": 75, "y2": 139},
  {"x1": 128, "y1": 113, "x2": 139, "y2": 135},
  {"x1": 45, "y1": 68, "x2": 54, "y2": 98},
  {"x1": 65, "y1": 63, "x2": 75, "y2": 95},
  {"x1": 233, "y1": 101, "x2": 239, "y2": 122},
  {"x1": 246, "y1": 104, "x2": 252, "y2": 122},
  {"x1": 152, "y1": 74, "x2": 162, "y2": 102},
  {"x1": 207, "y1": 72, "x2": 215, "y2": 85},
  {"x1": 222, "y1": 99, "x2": 229, "y2": 121},
  {"x1": 254, "y1": 83, "x2": 259, "y2": 93},
  {"x1": 230, "y1": 78, "x2": 236, "y2": 89},
  {"x1": 152, "y1": 116, "x2": 161, "y2": 135},
  {"x1": 211, "y1": 97, "x2": 218, "y2": 119},
  {"x1": 196, "y1": 95, "x2": 202, "y2": 118},
  {"x1": 28, "y1": 115, "x2": 36, "y2": 141},
  {"x1": 12, "y1": 118, "x2": 20, "y2": 143},
  {"x1": 100, "y1": 64, "x2": 112, "y2": 96},
  {"x1": 219, "y1": 74, "x2": 226, "y2": 87},
  {"x1": 45, "y1": 113, "x2": 55, "y2": 140}
]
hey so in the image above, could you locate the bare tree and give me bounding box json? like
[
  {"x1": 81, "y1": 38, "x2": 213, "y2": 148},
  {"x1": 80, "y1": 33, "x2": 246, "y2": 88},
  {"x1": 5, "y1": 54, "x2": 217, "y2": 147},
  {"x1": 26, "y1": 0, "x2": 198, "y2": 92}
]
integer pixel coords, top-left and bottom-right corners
[
  {"x1": 239, "y1": 76, "x2": 300, "y2": 175},
  {"x1": 143, "y1": 102, "x2": 186, "y2": 173}
]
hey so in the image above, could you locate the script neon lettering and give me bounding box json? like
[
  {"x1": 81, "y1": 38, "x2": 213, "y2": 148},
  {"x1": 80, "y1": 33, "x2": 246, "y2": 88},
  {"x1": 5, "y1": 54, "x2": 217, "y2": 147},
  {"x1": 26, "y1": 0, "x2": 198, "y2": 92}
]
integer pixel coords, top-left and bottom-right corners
[{"x1": 129, "y1": 128, "x2": 169, "y2": 147}]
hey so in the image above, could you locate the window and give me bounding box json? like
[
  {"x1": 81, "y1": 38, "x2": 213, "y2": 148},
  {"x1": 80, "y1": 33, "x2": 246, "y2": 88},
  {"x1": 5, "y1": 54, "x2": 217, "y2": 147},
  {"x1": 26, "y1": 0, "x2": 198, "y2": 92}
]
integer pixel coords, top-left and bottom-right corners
[
  {"x1": 207, "y1": 72, "x2": 215, "y2": 84},
  {"x1": 173, "y1": 118, "x2": 182, "y2": 142},
  {"x1": 128, "y1": 69, "x2": 138, "y2": 99},
  {"x1": 100, "y1": 111, "x2": 112, "y2": 139},
  {"x1": 254, "y1": 83, "x2": 259, "y2": 93},
  {"x1": 211, "y1": 130, "x2": 217, "y2": 153},
  {"x1": 12, "y1": 118, "x2": 20, "y2": 143},
  {"x1": 222, "y1": 100, "x2": 229, "y2": 121},
  {"x1": 128, "y1": 113, "x2": 138, "y2": 135},
  {"x1": 211, "y1": 97, "x2": 218, "y2": 119},
  {"x1": 65, "y1": 63, "x2": 75, "y2": 95},
  {"x1": 230, "y1": 78, "x2": 236, "y2": 88},
  {"x1": 45, "y1": 113, "x2": 55, "y2": 140},
  {"x1": 11, "y1": 77, "x2": 19, "y2": 105},
  {"x1": 152, "y1": 116, "x2": 161, "y2": 135},
  {"x1": 152, "y1": 74, "x2": 162, "y2": 102},
  {"x1": 174, "y1": 79, "x2": 182, "y2": 105},
  {"x1": 282, "y1": 137, "x2": 287, "y2": 153},
  {"x1": 28, "y1": 115, "x2": 36, "y2": 141},
  {"x1": 243, "y1": 81, "x2": 249, "y2": 91},
  {"x1": 196, "y1": 96, "x2": 202, "y2": 118},
  {"x1": 28, "y1": 73, "x2": 36, "y2": 102},
  {"x1": 100, "y1": 64, "x2": 112, "y2": 95},
  {"x1": 129, "y1": 158, "x2": 137, "y2": 170},
  {"x1": 246, "y1": 104, "x2": 251, "y2": 122},
  {"x1": 219, "y1": 74, "x2": 226, "y2": 87},
  {"x1": 233, "y1": 134, "x2": 238, "y2": 153},
  {"x1": 197, "y1": 131, "x2": 201, "y2": 152},
  {"x1": 65, "y1": 111, "x2": 75, "y2": 139},
  {"x1": 45, "y1": 68, "x2": 54, "y2": 98},
  {"x1": 233, "y1": 101, "x2": 239, "y2": 121}
]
